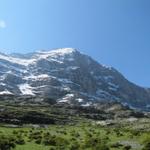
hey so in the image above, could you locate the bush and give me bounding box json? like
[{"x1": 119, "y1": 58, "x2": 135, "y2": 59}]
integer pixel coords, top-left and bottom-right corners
[
  {"x1": 110, "y1": 142, "x2": 123, "y2": 148},
  {"x1": 131, "y1": 130, "x2": 141, "y2": 136},
  {"x1": 43, "y1": 134, "x2": 69, "y2": 147},
  {"x1": 82, "y1": 135, "x2": 109, "y2": 149},
  {"x1": 15, "y1": 138, "x2": 25, "y2": 145},
  {"x1": 123, "y1": 145, "x2": 132, "y2": 150},
  {"x1": 43, "y1": 135, "x2": 56, "y2": 146},
  {"x1": 0, "y1": 135, "x2": 16, "y2": 150},
  {"x1": 35, "y1": 138, "x2": 42, "y2": 144},
  {"x1": 95, "y1": 144, "x2": 110, "y2": 150},
  {"x1": 49, "y1": 147, "x2": 56, "y2": 150},
  {"x1": 68, "y1": 141, "x2": 80, "y2": 150},
  {"x1": 142, "y1": 142, "x2": 150, "y2": 150},
  {"x1": 28, "y1": 131, "x2": 42, "y2": 141}
]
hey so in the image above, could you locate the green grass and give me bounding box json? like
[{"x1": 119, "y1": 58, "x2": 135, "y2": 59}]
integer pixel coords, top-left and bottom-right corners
[
  {"x1": 15, "y1": 143, "x2": 50, "y2": 150},
  {"x1": 0, "y1": 123, "x2": 148, "y2": 150}
]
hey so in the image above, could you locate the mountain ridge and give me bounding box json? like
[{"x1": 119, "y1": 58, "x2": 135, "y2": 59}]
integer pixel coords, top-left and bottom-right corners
[{"x1": 0, "y1": 48, "x2": 149, "y2": 110}]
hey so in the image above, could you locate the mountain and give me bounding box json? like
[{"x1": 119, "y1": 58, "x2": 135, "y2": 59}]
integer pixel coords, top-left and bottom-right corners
[{"x1": 0, "y1": 48, "x2": 149, "y2": 110}]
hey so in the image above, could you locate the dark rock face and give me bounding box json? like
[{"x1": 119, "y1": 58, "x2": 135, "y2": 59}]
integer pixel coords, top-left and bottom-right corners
[{"x1": 0, "y1": 48, "x2": 149, "y2": 110}]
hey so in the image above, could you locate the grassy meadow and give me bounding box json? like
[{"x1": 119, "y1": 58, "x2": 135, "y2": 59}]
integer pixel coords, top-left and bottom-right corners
[{"x1": 0, "y1": 122, "x2": 149, "y2": 150}]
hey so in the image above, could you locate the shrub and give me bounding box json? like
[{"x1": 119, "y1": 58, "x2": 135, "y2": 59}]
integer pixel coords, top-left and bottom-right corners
[
  {"x1": 130, "y1": 130, "x2": 141, "y2": 136},
  {"x1": 49, "y1": 147, "x2": 56, "y2": 150},
  {"x1": 35, "y1": 138, "x2": 42, "y2": 144},
  {"x1": 110, "y1": 142, "x2": 123, "y2": 148},
  {"x1": 0, "y1": 135, "x2": 16, "y2": 150},
  {"x1": 54, "y1": 136, "x2": 69, "y2": 146},
  {"x1": 43, "y1": 135, "x2": 56, "y2": 146},
  {"x1": 82, "y1": 135, "x2": 109, "y2": 149},
  {"x1": 95, "y1": 144, "x2": 110, "y2": 150},
  {"x1": 68, "y1": 141, "x2": 80, "y2": 150},
  {"x1": 142, "y1": 142, "x2": 150, "y2": 150},
  {"x1": 123, "y1": 145, "x2": 132, "y2": 150},
  {"x1": 28, "y1": 131, "x2": 42, "y2": 141},
  {"x1": 15, "y1": 138, "x2": 25, "y2": 145},
  {"x1": 12, "y1": 130, "x2": 18, "y2": 135},
  {"x1": 43, "y1": 134, "x2": 69, "y2": 147}
]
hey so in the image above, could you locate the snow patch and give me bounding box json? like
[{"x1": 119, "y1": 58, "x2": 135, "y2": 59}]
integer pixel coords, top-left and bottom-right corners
[
  {"x1": 108, "y1": 87, "x2": 118, "y2": 91},
  {"x1": 59, "y1": 93, "x2": 74, "y2": 103},
  {"x1": 66, "y1": 66, "x2": 79, "y2": 70},
  {"x1": 76, "y1": 98, "x2": 83, "y2": 102},
  {"x1": 104, "y1": 76, "x2": 114, "y2": 81},
  {"x1": 58, "y1": 78, "x2": 73, "y2": 84},
  {"x1": 18, "y1": 83, "x2": 35, "y2": 95},
  {"x1": 0, "y1": 54, "x2": 36, "y2": 66},
  {"x1": 24, "y1": 74, "x2": 50, "y2": 80},
  {"x1": 81, "y1": 102, "x2": 92, "y2": 107},
  {"x1": 127, "y1": 117, "x2": 138, "y2": 122},
  {"x1": 102, "y1": 64, "x2": 112, "y2": 70},
  {"x1": 0, "y1": 90, "x2": 12, "y2": 95},
  {"x1": 0, "y1": 82, "x2": 6, "y2": 86},
  {"x1": 108, "y1": 82, "x2": 119, "y2": 88}
]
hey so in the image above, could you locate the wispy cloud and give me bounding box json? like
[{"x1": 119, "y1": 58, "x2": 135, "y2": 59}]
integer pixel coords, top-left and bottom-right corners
[{"x1": 0, "y1": 20, "x2": 6, "y2": 29}]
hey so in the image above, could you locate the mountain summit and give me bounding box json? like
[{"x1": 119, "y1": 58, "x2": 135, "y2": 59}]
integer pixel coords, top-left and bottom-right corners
[{"x1": 0, "y1": 48, "x2": 149, "y2": 110}]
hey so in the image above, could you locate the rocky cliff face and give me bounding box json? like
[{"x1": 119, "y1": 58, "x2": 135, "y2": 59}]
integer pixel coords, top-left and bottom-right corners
[{"x1": 0, "y1": 48, "x2": 149, "y2": 110}]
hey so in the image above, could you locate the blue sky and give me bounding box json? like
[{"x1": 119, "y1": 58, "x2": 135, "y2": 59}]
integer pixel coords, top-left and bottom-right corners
[{"x1": 0, "y1": 0, "x2": 149, "y2": 87}]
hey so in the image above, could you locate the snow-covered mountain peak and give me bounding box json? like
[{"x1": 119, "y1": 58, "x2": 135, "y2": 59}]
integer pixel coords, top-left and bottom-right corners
[
  {"x1": 31, "y1": 48, "x2": 78, "y2": 63},
  {"x1": 0, "y1": 48, "x2": 150, "y2": 110},
  {"x1": 0, "y1": 48, "x2": 78, "y2": 67},
  {"x1": 35, "y1": 48, "x2": 77, "y2": 59},
  {"x1": 0, "y1": 53, "x2": 36, "y2": 66},
  {"x1": 37, "y1": 48, "x2": 77, "y2": 55}
]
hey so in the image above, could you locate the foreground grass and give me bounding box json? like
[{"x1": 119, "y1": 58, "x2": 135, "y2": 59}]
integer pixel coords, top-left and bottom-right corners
[{"x1": 0, "y1": 123, "x2": 149, "y2": 150}]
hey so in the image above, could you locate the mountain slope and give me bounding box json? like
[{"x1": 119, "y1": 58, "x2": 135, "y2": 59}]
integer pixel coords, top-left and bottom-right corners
[{"x1": 0, "y1": 48, "x2": 149, "y2": 110}]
